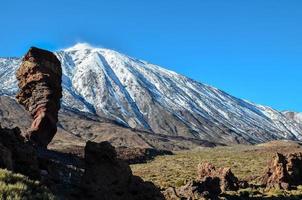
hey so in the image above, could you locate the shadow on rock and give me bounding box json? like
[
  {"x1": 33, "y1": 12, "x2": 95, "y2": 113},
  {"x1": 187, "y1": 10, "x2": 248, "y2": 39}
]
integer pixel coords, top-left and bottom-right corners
[
  {"x1": 79, "y1": 141, "x2": 164, "y2": 200},
  {"x1": 0, "y1": 126, "x2": 40, "y2": 179}
]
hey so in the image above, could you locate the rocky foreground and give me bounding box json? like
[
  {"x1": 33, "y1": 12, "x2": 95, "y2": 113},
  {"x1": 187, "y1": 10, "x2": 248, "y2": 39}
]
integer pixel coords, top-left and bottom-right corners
[
  {"x1": 0, "y1": 125, "x2": 165, "y2": 199},
  {"x1": 3, "y1": 126, "x2": 302, "y2": 200}
]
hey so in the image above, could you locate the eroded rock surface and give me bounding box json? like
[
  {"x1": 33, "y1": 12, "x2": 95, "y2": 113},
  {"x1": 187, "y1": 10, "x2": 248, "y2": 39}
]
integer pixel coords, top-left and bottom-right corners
[
  {"x1": 164, "y1": 162, "x2": 239, "y2": 200},
  {"x1": 80, "y1": 141, "x2": 164, "y2": 200},
  {"x1": 197, "y1": 162, "x2": 239, "y2": 192},
  {"x1": 16, "y1": 47, "x2": 62, "y2": 147},
  {"x1": 261, "y1": 152, "x2": 302, "y2": 190}
]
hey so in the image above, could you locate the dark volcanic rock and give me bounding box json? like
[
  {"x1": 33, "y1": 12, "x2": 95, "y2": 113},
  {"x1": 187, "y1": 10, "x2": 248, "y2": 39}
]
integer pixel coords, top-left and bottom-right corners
[
  {"x1": 197, "y1": 162, "x2": 239, "y2": 192},
  {"x1": 0, "y1": 126, "x2": 39, "y2": 179},
  {"x1": 80, "y1": 141, "x2": 164, "y2": 200},
  {"x1": 16, "y1": 47, "x2": 62, "y2": 147},
  {"x1": 37, "y1": 148, "x2": 85, "y2": 199},
  {"x1": 261, "y1": 152, "x2": 302, "y2": 190},
  {"x1": 164, "y1": 177, "x2": 221, "y2": 200}
]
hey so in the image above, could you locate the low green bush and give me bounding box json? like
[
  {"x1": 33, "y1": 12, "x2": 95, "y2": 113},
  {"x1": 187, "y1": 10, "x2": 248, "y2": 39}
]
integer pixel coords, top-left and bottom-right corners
[{"x1": 0, "y1": 169, "x2": 55, "y2": 200}]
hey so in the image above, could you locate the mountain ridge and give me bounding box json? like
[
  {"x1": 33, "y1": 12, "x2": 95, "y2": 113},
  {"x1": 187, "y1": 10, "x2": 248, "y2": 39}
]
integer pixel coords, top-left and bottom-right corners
[{"x1": 0, "y1": 43, "x2": 301, "y2": 145}]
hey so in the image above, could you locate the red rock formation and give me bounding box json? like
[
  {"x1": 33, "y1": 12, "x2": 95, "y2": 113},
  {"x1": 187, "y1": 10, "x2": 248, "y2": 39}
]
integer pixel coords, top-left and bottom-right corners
[
  {"x1": 261, "y1": 152, "x2": 302, "y2": 190},
  {"x1": 16, "y1": 47, "x2": 62, "y2": 147},
  {"x1": 197, "y1": 162, "x2": 239, "y2": 192},
  {"x1": 164, "y1": 162, "x2": 239, "y2": 200}
]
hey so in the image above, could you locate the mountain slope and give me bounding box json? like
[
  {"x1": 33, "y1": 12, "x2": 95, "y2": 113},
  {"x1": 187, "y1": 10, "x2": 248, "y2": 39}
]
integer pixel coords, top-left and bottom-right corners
[
  {"x1": 283, "y1": 111, "x2": 302, "y2": 127},
  {"x1": 0, "y1": 43, "x2": 301, "y2": 144},
  {"x1": 0, "y1": 95, "x2": 218, "y2": 151}
]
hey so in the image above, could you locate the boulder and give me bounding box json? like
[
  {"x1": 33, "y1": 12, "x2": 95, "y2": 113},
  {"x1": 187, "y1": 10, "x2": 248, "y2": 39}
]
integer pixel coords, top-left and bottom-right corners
[
  {"x1": 261, "y1": 152, "x2": 302, "y2": 190},
  {"x1": 80, "y1": 141, "x2": 164, "y2": 200},
  {"x1": 16, "y1": 47, "x2": 62, "y2": 147},
  {"x1": 197, "y1": 162, "x2": 239, "y2": 192},
  {"x1": 163, "y1": 162, "x2": 236, "y2": 200},
  {"x1": 0, "y1": 143, "x2": 13, "y2": 170},
  {"x1": 164, "y1": 177, "x2": 221, "y2": 200},
  {"x1": 0, "y1": 126, "x2": 39, "y2": 179}
]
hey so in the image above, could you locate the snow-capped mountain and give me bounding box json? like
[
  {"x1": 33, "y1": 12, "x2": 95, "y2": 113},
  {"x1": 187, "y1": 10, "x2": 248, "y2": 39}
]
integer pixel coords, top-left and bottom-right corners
[
  {"x1": 0, "y1": 43, "x2": 301, "y2": 144},
  {"x1": 283, "y1": 111, "x2": 302, "y2": 125}
]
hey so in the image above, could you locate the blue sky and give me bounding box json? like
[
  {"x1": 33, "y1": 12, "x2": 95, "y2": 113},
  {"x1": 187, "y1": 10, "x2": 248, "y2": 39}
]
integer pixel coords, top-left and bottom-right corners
[{"x1": 1, "y1": 0, "x2": 301, "y2": 111}]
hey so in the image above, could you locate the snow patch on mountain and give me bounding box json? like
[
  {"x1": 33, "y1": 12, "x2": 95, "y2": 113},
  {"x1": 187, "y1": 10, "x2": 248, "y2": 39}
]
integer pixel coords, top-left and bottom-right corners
[{"x1": 283, "y1": 111, "x2": 302, "y2": 124}]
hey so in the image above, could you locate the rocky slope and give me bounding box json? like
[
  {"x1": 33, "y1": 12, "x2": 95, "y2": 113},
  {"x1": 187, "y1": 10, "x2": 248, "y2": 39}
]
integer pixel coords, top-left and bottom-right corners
[
  {"x1": 0, "y1": 43, "x2": 302, "y2": 145},
  {"x1": 0, "y1": 96, "x2": 218, "y2": 151}
]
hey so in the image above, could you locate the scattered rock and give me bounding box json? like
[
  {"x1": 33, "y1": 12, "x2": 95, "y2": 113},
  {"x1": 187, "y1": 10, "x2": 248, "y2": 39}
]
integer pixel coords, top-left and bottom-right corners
[
  {"x1": 80, "y1": 141, "x2": 164, "y2": 200},
  {"x1": 16, "y1": 47, "x2": 62, "y2": 147},
  {"x1": 164, "y1": 177, "x2": 221, "y2": 200},
  {"x1": 197, "y1": 162, "x2": 239, "y2": 192},
  {"x1": 0, "y1": 126, "x2": 39, "y2": 179},
  {"x1": 164, "y1": 162, "x2": 237, "y2": 200},
  {"x1": 238, "y1": 180, "x2": 249, "y2": 189},
  {"x1": 261, "y1": 152, "x2": 302, "y2": 190}
]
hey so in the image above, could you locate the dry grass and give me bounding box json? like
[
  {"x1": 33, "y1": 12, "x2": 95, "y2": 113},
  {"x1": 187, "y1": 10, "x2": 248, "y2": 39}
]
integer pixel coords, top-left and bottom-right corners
[
  {"x1": 131, "y1": 142, "x2": 302, "y2": 198},
  {"x1": 0, "y1": 169, "x2": 55, "y2": 200}
]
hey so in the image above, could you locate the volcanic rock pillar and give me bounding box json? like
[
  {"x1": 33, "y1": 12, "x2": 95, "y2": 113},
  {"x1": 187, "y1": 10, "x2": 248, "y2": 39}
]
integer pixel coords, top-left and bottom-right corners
[{"x1": 16, "y1": 47, "x2": 62, "y2": 147}]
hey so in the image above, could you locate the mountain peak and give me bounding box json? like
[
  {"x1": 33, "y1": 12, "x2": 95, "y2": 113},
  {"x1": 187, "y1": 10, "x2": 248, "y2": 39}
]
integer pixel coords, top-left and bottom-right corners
[{"x1": 64, "y1": 43, "x2": 100, "y2": 51}]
